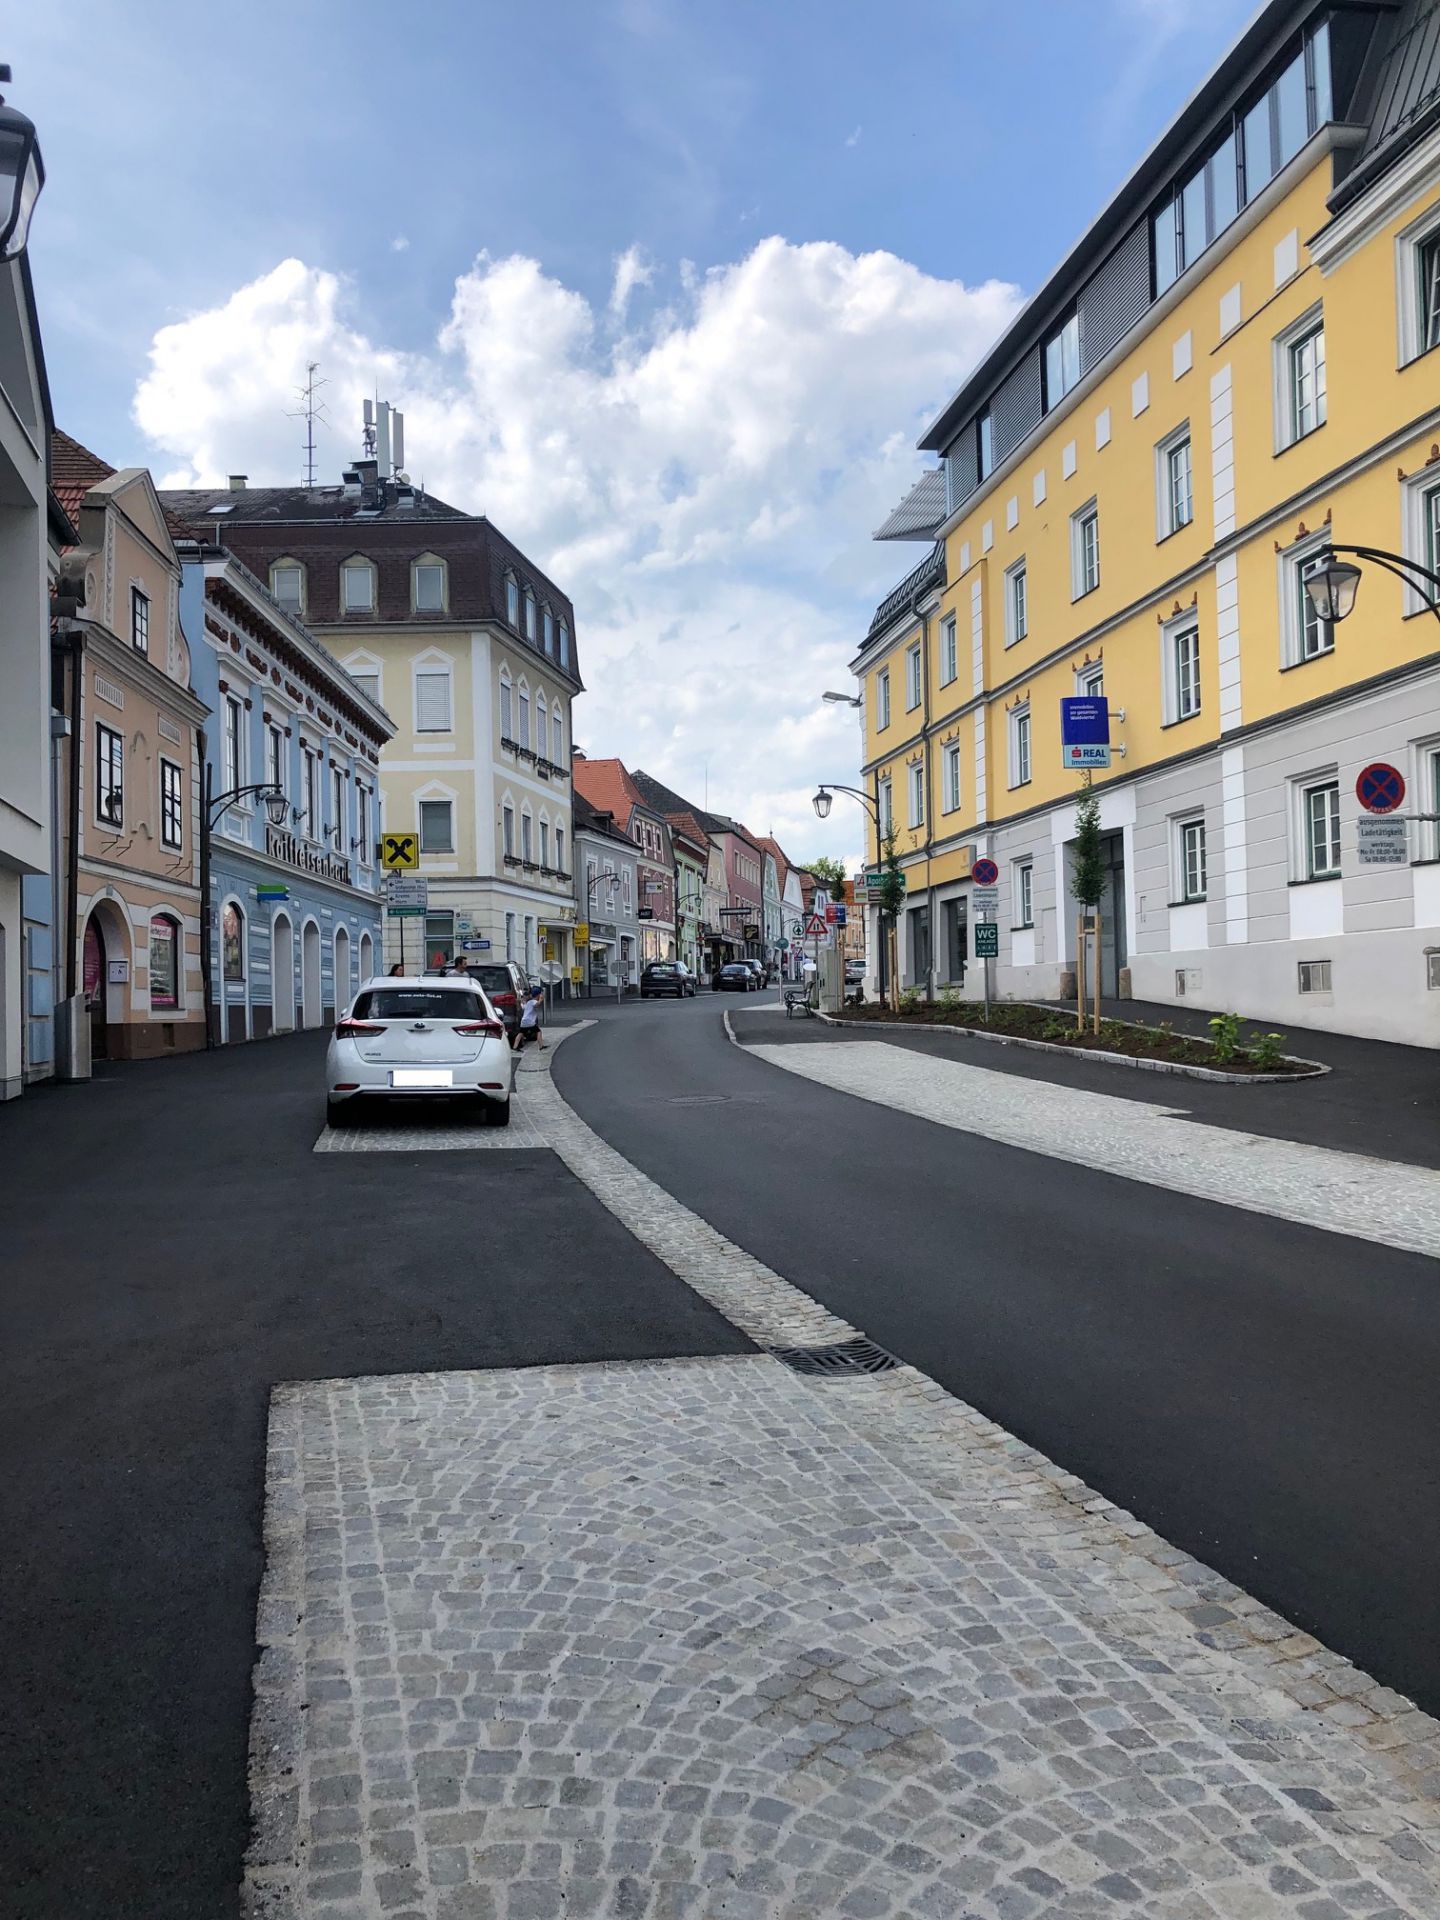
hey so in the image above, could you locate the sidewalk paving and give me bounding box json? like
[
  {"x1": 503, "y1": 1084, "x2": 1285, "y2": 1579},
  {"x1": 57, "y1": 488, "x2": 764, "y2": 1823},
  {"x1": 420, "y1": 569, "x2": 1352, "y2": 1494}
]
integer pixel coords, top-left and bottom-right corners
[
  {"x1": 245, "y1": 1039, "x2": 1440, "y2": 1919},
  {"x1": 737, "y1": 997, "x2": 1440, "y2": 1172}
]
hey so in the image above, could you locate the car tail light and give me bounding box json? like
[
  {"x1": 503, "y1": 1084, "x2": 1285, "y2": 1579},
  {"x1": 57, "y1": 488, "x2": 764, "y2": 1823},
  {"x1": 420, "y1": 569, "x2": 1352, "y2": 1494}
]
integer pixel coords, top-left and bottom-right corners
[
  {"x1": 453, "y1": 1021, "x2": 506, "y2": 1038},
  {"x1": 478, "y1": 1082, "x2": 506, "y2": 1090},
  {"x1": 331, "y1": 1083, "x2": 361, "y2": 1091},
  {"x1": 492, "y1": 992, "x2": 517, "y2": 1009},
  {"x1": 336, "y1": 1020, "x2": 385, "y2": 1038}
]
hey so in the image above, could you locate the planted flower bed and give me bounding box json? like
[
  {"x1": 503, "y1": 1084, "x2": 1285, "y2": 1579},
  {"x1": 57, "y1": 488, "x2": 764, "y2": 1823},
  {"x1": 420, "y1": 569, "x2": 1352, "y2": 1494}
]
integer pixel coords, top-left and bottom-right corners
[{"x1": 829, "y1": 998, "x2": 1319, "y2": 1077}]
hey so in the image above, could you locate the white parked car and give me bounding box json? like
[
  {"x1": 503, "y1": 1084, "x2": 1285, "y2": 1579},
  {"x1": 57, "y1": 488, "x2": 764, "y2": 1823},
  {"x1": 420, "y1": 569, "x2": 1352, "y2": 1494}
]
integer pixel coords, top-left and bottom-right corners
[{"x1": 326, "y1": 976, "x2": 513, "y2": 1127}]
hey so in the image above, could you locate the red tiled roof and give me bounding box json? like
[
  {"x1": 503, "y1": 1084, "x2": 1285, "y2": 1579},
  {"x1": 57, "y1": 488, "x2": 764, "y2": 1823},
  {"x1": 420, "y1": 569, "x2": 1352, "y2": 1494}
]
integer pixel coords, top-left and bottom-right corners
[
  {"x1": 572, "y1": 756, "x2": 642, "y2": 830},
  {"x1": 51, "y1": 429, "x2": 114, "y2": 527}
]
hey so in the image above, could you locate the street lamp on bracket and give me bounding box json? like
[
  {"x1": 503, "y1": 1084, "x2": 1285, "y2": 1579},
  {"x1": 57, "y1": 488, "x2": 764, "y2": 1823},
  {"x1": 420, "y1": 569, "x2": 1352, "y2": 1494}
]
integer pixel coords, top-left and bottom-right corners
[
  {"x1": 0, "y1": 67, "x2": 44, "y2": 261},
  {"x1": 1303, "y1": 543, "x2": 1440, "y2": 628}
]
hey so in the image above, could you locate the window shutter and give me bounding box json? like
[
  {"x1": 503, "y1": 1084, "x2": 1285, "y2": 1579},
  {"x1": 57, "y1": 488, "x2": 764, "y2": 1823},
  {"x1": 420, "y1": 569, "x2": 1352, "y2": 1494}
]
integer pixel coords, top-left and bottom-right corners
[{"x1": 415, "y1": 672, "x2": 451, "y2": 731}]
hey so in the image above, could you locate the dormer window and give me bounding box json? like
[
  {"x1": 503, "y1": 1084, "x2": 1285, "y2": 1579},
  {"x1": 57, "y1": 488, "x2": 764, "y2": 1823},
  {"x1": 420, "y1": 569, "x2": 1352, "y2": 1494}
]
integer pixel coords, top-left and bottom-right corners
[
  {"x1": 542, "y1": 605, "x2": 554, "y2": 653},
  {"x1": 558, "y1": 619, "x2": 570, "y2": 668},
  {"x1": 412, "y1": 554, "x2": 446, "y2": 614},
  {"x1": 342, "y1": 557, "x2": 375, "y2": 613},
  {"x1": 524, "y1": 588, "x2": 537, "y2": 640},
  {"x1": 505, "y1": 573, "x2": 520, "y2": 626},
  {"x1": 271, "y1": 560, "x2": 305, "y2": 615}
]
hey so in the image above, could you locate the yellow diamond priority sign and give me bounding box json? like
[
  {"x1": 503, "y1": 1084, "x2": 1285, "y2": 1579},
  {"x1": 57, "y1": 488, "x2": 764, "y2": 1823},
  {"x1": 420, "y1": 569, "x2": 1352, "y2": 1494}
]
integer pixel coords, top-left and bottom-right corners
[{"x1": 381, "y1": 831, "x2": 419, "y2": 871}]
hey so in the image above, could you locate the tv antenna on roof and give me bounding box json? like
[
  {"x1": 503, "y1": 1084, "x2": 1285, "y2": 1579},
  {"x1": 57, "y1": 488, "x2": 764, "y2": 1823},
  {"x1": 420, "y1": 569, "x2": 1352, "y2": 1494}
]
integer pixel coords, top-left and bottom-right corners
[{"x1": 286, "y1": 363, "x2": 329, "y2": 488}]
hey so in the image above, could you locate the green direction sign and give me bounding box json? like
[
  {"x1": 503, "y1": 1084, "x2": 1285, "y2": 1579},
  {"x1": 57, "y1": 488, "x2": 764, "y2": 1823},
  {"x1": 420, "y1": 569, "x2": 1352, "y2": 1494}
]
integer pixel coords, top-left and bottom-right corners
[
  {"x1": 864, "y1": 867, "x2": 886, "y2": 887},
  {"x1": 776, "y1": 938, "x2": 790, "y2": 951},
  {"x1": 387, "y1": 905, "x2": 425, "y2": 918},
  {"x1": 973, "y1": 920, "x2": 999, "y2": 959}
]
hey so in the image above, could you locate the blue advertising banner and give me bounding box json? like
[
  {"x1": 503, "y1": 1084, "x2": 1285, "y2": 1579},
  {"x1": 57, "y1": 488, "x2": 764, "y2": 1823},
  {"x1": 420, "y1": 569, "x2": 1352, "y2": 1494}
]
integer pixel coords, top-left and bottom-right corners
[{"x1": 1060, "y1": 696, "x2": 1111, "y2": 770}]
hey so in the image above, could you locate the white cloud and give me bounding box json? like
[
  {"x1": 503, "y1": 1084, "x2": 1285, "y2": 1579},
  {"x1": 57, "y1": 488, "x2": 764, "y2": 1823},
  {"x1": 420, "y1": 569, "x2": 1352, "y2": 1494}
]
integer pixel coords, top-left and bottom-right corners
[
  {"x1": 845, "y1": 125, "x2": 862, "y2": 148},
  {"x1": 133, "y1": 239, "x2": 1020, "y2": 863},
  {"x1": 390, "y1": 234, "x2": 410, "y2": 253}
]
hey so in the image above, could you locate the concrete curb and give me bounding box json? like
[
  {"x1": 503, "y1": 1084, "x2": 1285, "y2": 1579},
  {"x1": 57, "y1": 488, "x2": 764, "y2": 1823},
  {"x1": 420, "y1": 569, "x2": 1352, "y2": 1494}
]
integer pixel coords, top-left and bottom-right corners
[{"x1": 812, "y1": 1008, "x2": 1330, "y2": 1083}]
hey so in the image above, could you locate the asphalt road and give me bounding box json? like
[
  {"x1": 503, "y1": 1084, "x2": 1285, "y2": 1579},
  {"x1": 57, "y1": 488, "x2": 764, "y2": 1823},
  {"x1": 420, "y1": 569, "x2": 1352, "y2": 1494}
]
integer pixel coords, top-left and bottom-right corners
[
  {"x1": 554, "y1": 990, "x2": 1440, "y2": 1720},
  {"x1": 0, "y1": 1034, "x2": 749, "y2": 1920}
]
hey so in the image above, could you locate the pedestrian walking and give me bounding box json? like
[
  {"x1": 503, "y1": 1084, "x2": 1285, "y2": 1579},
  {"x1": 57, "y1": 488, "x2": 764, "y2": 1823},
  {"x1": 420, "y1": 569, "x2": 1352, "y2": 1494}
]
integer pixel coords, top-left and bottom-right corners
[{"x1": 513, "y1": 984, "x2": 546, "y2": 1051}]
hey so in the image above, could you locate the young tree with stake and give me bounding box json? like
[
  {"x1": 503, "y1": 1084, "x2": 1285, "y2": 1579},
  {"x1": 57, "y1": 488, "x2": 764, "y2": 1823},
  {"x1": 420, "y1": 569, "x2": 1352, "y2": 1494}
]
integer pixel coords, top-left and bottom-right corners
[{"x1": 1070, "y1": 775, "x2": 1105, "y2": 1032}]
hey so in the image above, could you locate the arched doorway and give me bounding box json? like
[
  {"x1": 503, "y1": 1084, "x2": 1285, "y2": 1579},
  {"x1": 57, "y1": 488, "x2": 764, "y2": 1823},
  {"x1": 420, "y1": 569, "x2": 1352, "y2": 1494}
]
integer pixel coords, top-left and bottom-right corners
[
  {"x1": 301, "y1": 920, "x2": 321, "y2": 1029},
  {"x1": 358, "y1": 928, "x2": 374, "y2": 983},
  {"x1": 333, "y1": 925, "x2": 351, "y2": 1016},
  {"x1": 273, "y1": 913, "x2": 295, "y2": 1032},
  {"x1": 83, "y1": 914, "x2": 108, "y2": 1060},
  {"x1": 82, "y1": 900, "x2": 130, "y2": 1061}
]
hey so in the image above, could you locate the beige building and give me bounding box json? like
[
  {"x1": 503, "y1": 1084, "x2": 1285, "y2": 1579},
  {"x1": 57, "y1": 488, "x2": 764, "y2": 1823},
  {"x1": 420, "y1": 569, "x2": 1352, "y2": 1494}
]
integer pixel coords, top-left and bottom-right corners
[
  {"x1": 53, "y1": 434, "x2": 208, "y2": 1060},
  {"x1": 164, "y1": 436, "x2": 580, "y2": 986}
]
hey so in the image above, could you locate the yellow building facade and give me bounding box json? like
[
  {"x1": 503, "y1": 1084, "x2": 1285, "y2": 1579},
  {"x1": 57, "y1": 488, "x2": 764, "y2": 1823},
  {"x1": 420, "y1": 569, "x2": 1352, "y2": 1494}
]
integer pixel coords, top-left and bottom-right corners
[{"x1": 853, "y1": 0, "x2": 1440, "y2": 1043}]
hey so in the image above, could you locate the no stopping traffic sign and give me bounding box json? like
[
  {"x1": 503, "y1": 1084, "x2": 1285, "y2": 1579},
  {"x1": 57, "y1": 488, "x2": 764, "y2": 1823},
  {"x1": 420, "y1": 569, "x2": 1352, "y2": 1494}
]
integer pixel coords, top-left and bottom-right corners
[
  {"x1": 972, "y1": 857, "x2": 999, "y2": 886},
  {"x1": 1356, "y1": 763, "x2": 1405, "y2": 814}
]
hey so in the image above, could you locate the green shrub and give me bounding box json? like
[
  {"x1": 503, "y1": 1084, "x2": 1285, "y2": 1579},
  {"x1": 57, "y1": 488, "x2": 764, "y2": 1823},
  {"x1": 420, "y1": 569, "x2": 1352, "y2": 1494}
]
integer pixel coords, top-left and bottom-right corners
[
  {"x1": 1249, "y1": 1030, "x2": 1289, "y2": 1072},
  {"x1": 1208, "y1": 1011, "x2": 1243, "y2": 1062},
  {"x1": 898, "y1": 986, "x2": 923, "y2": 1013}
]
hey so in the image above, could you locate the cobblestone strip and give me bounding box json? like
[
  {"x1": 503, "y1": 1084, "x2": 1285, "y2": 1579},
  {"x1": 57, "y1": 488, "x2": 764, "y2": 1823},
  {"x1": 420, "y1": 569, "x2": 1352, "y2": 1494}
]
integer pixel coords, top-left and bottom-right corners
[
  {"x1": 740, "y1": 1035, "x2": 1440, "y2": 1261},
  {"x1": 527, "y1": 1030, "x2": 1440, "y2": 1800},
  {"x1": 313, "y1": 1090, "x2": 545, "y2": 1153},
  {"x1": 247, "y1": 1359, "x2": 1440, "y2": 1920}
]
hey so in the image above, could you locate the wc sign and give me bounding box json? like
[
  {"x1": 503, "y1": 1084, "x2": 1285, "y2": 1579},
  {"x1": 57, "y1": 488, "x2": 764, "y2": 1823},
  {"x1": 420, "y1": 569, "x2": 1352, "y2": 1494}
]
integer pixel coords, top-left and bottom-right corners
[{"x1": 1061, "y1": 696, "x2": 1111, "y2": 770}]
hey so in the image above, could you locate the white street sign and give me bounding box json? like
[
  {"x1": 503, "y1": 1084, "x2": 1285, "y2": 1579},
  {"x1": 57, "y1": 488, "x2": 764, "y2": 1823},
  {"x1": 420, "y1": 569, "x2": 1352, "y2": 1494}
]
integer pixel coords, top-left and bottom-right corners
[
  {"x1": 1356, "y1": 817, "x2": 1408, "y2": 865},
  {"x1": 383, "y1": 875, "x2": 429, "y2": 909},
  {"x1": 971, "y1": 885, "x2": 1000, "y2": 913}
]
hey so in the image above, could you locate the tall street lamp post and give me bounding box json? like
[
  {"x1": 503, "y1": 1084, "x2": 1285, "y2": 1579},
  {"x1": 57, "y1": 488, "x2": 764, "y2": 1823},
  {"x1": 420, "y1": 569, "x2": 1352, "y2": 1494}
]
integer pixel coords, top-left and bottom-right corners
[
  {"x1": 200, "y1": 777, "x2": 289, "y2": 1048},
  {"x1": 812, "y1": 780, "x2": 890, "y2": 1006},
  {"x1": 586, "y1": 867, "x2": 622, "y2": 1005}
]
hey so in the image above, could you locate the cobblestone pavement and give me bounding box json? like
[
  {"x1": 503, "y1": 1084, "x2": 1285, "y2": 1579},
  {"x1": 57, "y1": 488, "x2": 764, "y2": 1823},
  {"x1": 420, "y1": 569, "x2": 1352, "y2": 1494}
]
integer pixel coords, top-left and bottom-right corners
[
  {"x1": 738, "y1": 1036, "x2": 1440, "y2": 1261},
  {"x1": 314, "y1": 1081, "x2": 544, "y2": 1153},
  {"x1": 247, "y1": 1035, "x2": 1440, "y2": 1918},
  {"x1": 249, "y1": 1357, "x2": 1440, "y2": 1920}
]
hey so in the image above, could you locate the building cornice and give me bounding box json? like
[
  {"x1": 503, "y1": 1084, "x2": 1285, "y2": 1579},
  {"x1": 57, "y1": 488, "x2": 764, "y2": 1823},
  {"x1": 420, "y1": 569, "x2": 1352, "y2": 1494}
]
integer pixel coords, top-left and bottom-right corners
[{"x1": 1308, "y1": 119, "x2": 1440, "y2": 274}]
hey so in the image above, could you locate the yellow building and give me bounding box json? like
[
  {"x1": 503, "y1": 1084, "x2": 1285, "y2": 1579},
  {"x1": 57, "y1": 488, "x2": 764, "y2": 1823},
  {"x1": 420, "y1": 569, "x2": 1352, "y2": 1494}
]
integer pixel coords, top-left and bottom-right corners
[{"x1": 853, "y1": 0, "x2": 1440, "y2": 1044}]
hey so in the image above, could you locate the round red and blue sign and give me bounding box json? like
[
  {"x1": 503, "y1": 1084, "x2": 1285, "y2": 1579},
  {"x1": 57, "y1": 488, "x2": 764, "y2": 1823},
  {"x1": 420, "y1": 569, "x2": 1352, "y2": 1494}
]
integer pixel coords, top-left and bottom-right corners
[
  {"x1": 1356, "y1": 763, "x2": 1405, "y2": 815},
  {"x1": 972, "y1": 857, "x2": 999, "y2": 886}
]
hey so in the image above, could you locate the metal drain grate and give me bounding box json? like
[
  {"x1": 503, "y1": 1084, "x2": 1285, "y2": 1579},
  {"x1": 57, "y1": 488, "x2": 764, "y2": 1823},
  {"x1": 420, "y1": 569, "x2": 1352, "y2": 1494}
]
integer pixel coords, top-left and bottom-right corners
[{"x1": 767, "y1": 1337, "x2": 900, "y2": 1377}]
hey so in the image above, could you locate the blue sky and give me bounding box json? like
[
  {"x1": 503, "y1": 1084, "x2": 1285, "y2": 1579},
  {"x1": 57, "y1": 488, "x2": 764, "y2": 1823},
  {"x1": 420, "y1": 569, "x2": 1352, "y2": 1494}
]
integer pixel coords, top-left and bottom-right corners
[{"x1": 16, "y1": 0, "x2": 1259, "y2": 860}]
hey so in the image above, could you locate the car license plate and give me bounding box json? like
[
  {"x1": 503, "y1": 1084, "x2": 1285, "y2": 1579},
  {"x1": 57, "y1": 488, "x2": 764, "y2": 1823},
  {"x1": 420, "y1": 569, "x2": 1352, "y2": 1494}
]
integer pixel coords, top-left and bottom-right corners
[{"x1": 390, "y1": 1068, "x2": 454, "y2": 1089}]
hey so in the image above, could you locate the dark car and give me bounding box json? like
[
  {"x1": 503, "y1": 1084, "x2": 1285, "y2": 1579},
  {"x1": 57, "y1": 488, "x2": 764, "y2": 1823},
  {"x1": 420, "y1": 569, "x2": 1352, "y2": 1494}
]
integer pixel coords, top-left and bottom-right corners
[
  {"x1": 717, "y1": 962, "x2": 754, "y2": 992},
  {"x1": 743, "y1": 959, "x2": 768, "y2": 988},
  {"x1": 640, "y1": 961, "x2": 697, "y2": 998},
  {"x1": 459, "y1": 960, "x2": 528, "y2": 1035}
]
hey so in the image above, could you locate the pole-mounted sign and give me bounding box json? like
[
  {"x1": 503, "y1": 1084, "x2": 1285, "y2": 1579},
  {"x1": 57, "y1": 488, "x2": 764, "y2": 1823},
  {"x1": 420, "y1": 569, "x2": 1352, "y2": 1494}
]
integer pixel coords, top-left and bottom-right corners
[{"x1": 1060, "y1": 696, "x2": 1111, "y2": 770}]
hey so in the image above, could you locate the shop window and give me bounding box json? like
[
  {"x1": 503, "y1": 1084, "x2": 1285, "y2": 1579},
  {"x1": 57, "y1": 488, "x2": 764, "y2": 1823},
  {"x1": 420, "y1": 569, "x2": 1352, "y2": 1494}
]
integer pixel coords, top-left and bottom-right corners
[{"x1": 150, "y1": 914, "x2": 180, "y2": 1011}]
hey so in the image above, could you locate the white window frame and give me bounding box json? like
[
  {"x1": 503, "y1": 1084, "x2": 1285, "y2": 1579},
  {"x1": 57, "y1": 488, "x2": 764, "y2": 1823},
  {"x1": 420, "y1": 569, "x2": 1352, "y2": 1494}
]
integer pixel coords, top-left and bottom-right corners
[
  {"x1": 1014, "y1": 860, "x2": 1034, "y2": 929},
  {"x1": 1162, "y1": 613, "x2": 1202, "y2": 723},
  {"x1": 521, "y1": 808, "x2": 534, "y2": 864},
  {"x1": 879, "y1": 778, "x2": 894, "y2": 836},
  {"x1": 300, "y1": 743, "x2": 318, "y2": 840},
  {"x1": 539, "y1": 817, "x2": 550, "y2": 868},
  {"x1": 1277, "y1": 529, "x2": 1336, "y2": 667},
  {"x1": 131, "y1": 584, "x2": 150, "y2": 655},
  {"x1": 1395, "y1": 199, "x2": 1440, "y2": 367},
  {"x1": 357, "y1": 784, "x2": 372, "y2": 865},
  {"x1": 411, "y1": 554, "x2": 447, "y2": 615},
  {"x1": 266, "y1": 723, "x2": 285, "y2": 797},
  {"x1": 1273, "y1": 302, "x2": 1326, "y2": 451},
  {"x1": 1401, "y1": 471, "x2": 1440, "y2": 620},
  {"x1": 942, "y1": 741, "x2": 961, "y2": 814},
  {"x1": 505, "y1": 574, "x2": 520, "y2": 627},
  {"x1": 341, "y1": 556, "x2": 376, "y2": 613},
  {"x1": 1155, "y1": 422, "x2": 1194, "y2": 539},
  {"x1": 517, "y1": 680, "x2": 531, "y2": 752},
  {"x1": 330, "y1": 762, "x2": 346, "y2": 845},
  {"x1": 499, "y1": 671, "x2": 514, "y2": 743},
  {"x1": 222, "y1": 694, "x2": 244, "y2": 795},
  {"x1": 555, "y1": 825, "x2": 565, "y2": 873},
  {"x1": 940, "y1": 613, "x2": 958, "y2": 686},
  {"x1": 1291, "y1": 771, "x2": 1342, "y2": 881},
  {"x1": 1075, "y1": 660, "x2": 1104, "y2": 698},
  {"x1": 159, "y1": 755, "x2": 183, "y2": 850},
  {"x1": 417, "y1": 797, "x2": 453, "y2": 855},
  {"x1": 876, "y1": 669, "x2": 891, "y2": 731},
  {"x1": 1070, "y1": 502, "x2": 1100, "y2": 600},
  {"x1": 1174, "y1": 814, "x2": 1207, "y2": 902},
  {"x1": 524, "y1": 588, "x2": 537, "y2": 640},
  {"x1": 1008, "y1": 703, "x2": 1032, "y2": 789},
  {"x1": 270, "y1": 559, "x2": 305, "y2": 616},
  {"x1": 552, "y1": 707, "x2": 563, "y2": 766},
  {"x1": 1004, "y1": 558, "x2": 1028, "y2": 646},
  {"x1": 413, "y1": 661, "x2": 454, "y2": 734},
  {"x1": 908, "y1": 759, "x2": 925, "y2": 829},
  {"x1": 502, "y1": 802, "x2": 515, "y2": 858},
  {"x1": 542, "y1": 605, "x2": 554, "y2": 654},
  {"x1": 905, "y1": 643, "x2": 922, "y2": 711},
  {"x1": 558, "y1": 619, "x2": 570, "y2": 668}
]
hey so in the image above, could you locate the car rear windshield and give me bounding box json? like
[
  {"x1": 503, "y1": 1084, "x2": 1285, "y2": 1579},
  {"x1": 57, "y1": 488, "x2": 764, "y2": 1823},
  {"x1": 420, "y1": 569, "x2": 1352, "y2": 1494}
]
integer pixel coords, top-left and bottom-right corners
[
  {"x1": 721, "y1": 965, "x2": 748, "y2": 975},
  {"x1": 469, "y1": 967, "x2": 516, "y2": 994},
  {"x1": 351, "y1": 988, "x2": 487, "y2": 1020}
]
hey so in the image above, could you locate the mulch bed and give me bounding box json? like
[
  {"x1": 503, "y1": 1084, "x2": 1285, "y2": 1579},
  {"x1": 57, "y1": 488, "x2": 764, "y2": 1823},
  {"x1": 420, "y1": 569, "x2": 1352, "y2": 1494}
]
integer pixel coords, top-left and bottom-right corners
[{"x1": 830, "y1": 999, "x2": 1316, "y2": 1076}]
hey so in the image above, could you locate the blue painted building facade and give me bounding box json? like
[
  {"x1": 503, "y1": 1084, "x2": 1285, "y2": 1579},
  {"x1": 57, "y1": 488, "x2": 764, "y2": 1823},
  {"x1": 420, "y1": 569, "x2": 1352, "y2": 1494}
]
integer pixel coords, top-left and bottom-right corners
[{"x1": 176, "y1": 541, "x2": 393, "y2": 1042}]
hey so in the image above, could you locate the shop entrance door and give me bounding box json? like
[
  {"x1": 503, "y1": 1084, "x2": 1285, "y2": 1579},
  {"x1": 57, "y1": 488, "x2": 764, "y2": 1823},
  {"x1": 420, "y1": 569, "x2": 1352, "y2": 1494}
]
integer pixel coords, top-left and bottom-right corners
[{"x1": 83, "y1": 917, "x2": 108, "y2": 1060}]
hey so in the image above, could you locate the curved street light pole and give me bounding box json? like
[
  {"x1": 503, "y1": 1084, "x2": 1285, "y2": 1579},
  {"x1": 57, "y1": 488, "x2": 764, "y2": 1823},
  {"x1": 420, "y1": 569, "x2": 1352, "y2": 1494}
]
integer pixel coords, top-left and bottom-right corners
[
  {"x1": 200, "y1": 776, "x2": 291, "y2": 1050},
  {"x1": 812, "y1": 781, "x2": 890, "y2": 1005},
  {"x1": 1304, "y1": 543, "x2": 1440, "y2": 627}
]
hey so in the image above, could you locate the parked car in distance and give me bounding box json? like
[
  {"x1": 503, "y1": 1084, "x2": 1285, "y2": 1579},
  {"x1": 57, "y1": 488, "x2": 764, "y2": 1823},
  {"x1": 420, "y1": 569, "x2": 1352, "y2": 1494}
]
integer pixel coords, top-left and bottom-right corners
[
  {"x1": 326, "y1": 977, "x2": 512, "y2": 1127},
  {"x1": 717, "y1": 962, "x2": 755, "y2": 992},
  {"x1": 640, "y1": 961, "x2": 697, "y2": 998},
  {"x1": 844, "y1": 959, "x2": 866, "y2": 984},
  {"x1": 743, "y1": 959, "x2": 768, "y2": 988},
  {"x1": 457, "y1": 960, "x2": 528, "y2": 1036}
]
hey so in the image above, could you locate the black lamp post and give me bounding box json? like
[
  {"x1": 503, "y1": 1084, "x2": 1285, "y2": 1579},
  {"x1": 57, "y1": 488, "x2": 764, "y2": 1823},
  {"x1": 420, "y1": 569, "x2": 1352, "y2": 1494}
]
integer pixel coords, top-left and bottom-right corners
[
  {"x1": 199, "y1": 779, "x2": 289, "y2": 1048},
  {"x1": 0, "y1": 68, "x2": 44, "y2": 260},
  {"x1": 812, "y1": 781, "x2": 886, "y2": 1003},
  {"x1": 1303, "y1": 544, "x2": 1440, "y2": 627}
]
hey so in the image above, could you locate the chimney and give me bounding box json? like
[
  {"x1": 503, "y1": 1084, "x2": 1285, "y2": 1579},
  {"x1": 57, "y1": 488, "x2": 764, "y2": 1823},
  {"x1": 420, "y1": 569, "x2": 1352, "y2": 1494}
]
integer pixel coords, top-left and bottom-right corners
[{"x1": 228, "y1": 474, "x2": 247, "y2": 491}]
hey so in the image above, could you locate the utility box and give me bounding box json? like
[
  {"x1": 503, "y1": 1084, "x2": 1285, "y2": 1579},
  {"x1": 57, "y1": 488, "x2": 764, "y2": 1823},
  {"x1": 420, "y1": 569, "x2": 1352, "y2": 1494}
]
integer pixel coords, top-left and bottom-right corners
[{"x1": 55, "y1": 994, "x2": 91, "y2": 1081}]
